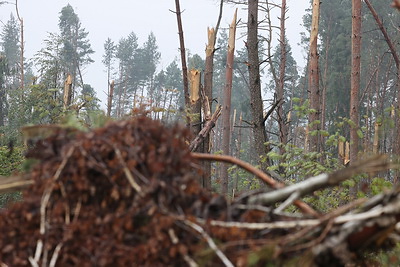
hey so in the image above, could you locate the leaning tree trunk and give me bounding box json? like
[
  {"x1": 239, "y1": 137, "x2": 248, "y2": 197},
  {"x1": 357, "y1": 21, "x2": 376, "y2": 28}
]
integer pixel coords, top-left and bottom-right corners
[
  {"x1": 308, "y1": 0, "x2": 321, "y2": 153},
  {"x1": 350, "y1": 0, "x2": 362, "y2": 165},
  {"x1": 221, "y1": 10, "x2": 237, "y2": 195},
  {"x1": 247, "y1": 0, "x2": 271, "y2": 171}
]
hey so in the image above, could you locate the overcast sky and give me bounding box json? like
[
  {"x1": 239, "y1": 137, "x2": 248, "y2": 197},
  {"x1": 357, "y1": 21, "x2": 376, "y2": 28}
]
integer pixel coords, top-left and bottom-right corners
[{"x1": 1, "y1": 0, "x2": 309, "y2": 109}]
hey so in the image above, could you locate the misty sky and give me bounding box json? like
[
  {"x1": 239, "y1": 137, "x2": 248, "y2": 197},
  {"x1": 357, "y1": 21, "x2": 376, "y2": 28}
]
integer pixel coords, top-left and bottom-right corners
[{"x1": 0, "y1": 0, "x2": 309, "y2": 109}]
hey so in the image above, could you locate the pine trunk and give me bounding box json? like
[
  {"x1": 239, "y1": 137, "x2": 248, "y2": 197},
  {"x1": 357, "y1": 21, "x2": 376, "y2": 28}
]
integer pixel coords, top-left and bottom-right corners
[
  {"x1": 308, "y1": 0, "x2": 321, "y2": 152},
  {"x1": 221, "y1": 10, "x2": 237, "y2": 195}
]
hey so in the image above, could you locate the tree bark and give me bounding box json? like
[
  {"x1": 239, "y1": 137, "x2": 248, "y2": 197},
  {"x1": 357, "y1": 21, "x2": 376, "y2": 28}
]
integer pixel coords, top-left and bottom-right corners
[
  {"x1": 277, "y1": 0, "x2": 288, "y2": 155},
  {"x1": 350, "y1": 0, "x2": 362, "y2": 164},
  {"x1": 247, "y1": 0, "x2": 271, "y2": 173},
  {"x1": 308, "y1": 0, "x2": 321, "y2": 152},
  {"x1": 202, "y1": 0, "x2": 223, "y2": 190},
  {"x1": 173, "y1": 0, "x2": 190, "y2": 119},
  {"x1": 221, "y1": 10, "x2": 237, "y2": 195}
]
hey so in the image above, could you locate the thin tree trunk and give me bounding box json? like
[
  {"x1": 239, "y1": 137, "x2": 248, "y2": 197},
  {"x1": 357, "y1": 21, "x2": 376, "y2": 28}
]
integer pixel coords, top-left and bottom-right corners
[
  {"x1": 308, "y1": 0, "x2": 321, "y2": 152},
  {"x1": 350, "y1": 0, "x2": 362, "y2": 164},
  {"x1": 221, "y1": 10, "x2": 237, "y2": 195},
  {"x1": 173, "y1": 0, "x2": 190, "y2": 120},
  {"x1": 16, "y1": 0, "x2": 24, "y2": 94},
  {"x1": 107, "y1": 80, "x2": 114, "y2": 117},
  {"x1": 277, "y1": 0, "x2": 288, "y2": 156},
  {"x1": 202, "y1": 0, "x2": 223, "y2": 190},
  {"x1": 247, "y1": 0, "x2": 271, "y2": 173}
]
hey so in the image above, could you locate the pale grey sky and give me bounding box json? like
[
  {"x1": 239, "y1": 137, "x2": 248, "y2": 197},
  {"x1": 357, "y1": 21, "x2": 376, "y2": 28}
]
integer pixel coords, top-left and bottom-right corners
[{"x1": 1, "y1": 0, "x2": 309, "y2": 109}]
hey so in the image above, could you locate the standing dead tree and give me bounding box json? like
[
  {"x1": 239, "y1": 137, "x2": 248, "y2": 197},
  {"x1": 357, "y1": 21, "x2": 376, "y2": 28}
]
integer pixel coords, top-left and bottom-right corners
[
  {"x1": 221, "y1": 10, "x2": 238, "y2": 195},
  {"x1": 202, "y1": 0, "x2": 224, "y2": 190},
  {"x1": 350, "y1": 0, "x2": 362, "y2": 164},
  {"x1": 308, "y1": 0, "x2": 321, "y2": 153},
  {"x1": 172, "y1": 0, "x2": 190, "y2": 121}
]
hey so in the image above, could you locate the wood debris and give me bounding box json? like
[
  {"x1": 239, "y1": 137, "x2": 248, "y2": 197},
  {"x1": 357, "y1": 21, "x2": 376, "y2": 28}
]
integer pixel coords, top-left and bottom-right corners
[{"x1": 0, "y1": 114, "x2": 399, "y2": 266}]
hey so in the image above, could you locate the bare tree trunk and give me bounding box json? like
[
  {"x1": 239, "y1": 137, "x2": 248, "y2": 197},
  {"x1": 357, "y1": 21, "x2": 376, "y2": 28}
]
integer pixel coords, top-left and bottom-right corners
[
  {"x1": 63, "y1": 74, "x2": 73, "y2": 110},
  {"x1": 221, "y1": 10, "x2": 237, "y2": 195},
  {"x1": 247, "y1": 0, "x2": 271, "y2": 175},
  {"x1": 16, "y1": 0, "x2": 24, "y2": 95},
  {"x1": 202, "y1": 0, "x2": 223, "y2": 190},
  {"x1": 321, "y1": 19, "x2": 331, "y2": 148},
  {"x1": 277, "y1": 0, "x2": 288, "y2": 155},
  {"x1": 350, "y1": 0, "x2": 362, "y2": 164},
  {"x1": 189, "y1": 69, "x2": 202, "y2": 141},
  {"x1": 173, "y1": 0, "x2": 190, "y2": 120},
  {"x1": 107, "y1": 80, "x2": 114, "y2": 117},
  {"x1": 308, "y1": 0, "x2": 321, "y2": 152},
  {"x1": 234, "y1": 112, "x2": 243, "y2": 193}
]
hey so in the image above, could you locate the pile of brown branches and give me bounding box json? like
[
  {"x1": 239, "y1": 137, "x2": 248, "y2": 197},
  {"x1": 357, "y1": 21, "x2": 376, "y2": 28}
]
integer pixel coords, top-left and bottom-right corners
[{"x1": 0, "y1": 115, "x2": 399, "y2": 266}]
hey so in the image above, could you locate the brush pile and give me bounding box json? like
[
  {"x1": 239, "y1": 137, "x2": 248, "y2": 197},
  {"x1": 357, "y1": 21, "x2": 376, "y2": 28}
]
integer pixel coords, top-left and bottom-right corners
[{"x1": 0, "y1": 115, "x2": 399, "y2": 266}]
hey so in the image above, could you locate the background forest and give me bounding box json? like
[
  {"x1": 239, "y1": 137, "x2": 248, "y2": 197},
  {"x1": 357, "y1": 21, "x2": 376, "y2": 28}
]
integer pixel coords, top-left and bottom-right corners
[{"x1": 0, "y1": 1, "x2": 400, "y2": 208}]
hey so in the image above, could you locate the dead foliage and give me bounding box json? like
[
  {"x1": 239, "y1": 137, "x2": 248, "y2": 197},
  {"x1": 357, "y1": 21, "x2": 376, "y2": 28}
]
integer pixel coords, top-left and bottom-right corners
[{"x1": 0, "y1": 115, "x2": 399, "y2": 266}]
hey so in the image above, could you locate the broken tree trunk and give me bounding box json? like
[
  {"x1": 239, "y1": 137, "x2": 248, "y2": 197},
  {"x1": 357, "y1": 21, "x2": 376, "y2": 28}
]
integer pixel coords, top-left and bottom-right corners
[{"x1": 221, "y1": 10, "x2": 237, "y2": 195}]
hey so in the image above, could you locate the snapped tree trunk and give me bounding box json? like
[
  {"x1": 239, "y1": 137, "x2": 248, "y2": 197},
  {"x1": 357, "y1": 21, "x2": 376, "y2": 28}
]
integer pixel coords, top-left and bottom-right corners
[
  {"x1": 63, "y1": 74, "x2": 73, "y2": 110},
  {"x1": 221, "y1": 9, "x2": 237, "y2": 195},
  {"x1": 189, "y1": 69, "x2": 202, "y2": 140},
  {"x1": 201, "y1": 0, "x2": 223, "y2": 190},
  {"x1": 308, "y1": 0, "x2": 321, "y2": 152},
  {"x1": 350, "y1": 0, "x2": 362, "y2": 164},
  {"x1": 247, "y1": 0, "x2": 271, "y2": 172}
]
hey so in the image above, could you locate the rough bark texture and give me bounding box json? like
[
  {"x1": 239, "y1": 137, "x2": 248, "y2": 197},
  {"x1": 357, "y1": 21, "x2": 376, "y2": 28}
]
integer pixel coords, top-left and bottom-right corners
[
  {"x1": 221, "y1": 10, "x2": 237, "y2": 195},
  {"x1": 247, "y1": 0, "x2": 270, "y2": 171},
  {"x1": 277, "y1": 0, "x2": 288, "y2": 155},
  {"x1": 350, "y1": 0, "x2": 362, "y2": 164},
  {"x1": 308, "y1": 0, "x2": 321, "y2": 152}
]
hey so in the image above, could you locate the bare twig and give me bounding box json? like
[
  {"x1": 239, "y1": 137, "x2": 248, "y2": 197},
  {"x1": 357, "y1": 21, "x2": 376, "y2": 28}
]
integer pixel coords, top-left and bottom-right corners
[
  {"x1": 182, "y1": 219, "x2": 234, "y2": 267},
  {"x1": 49, "y1": 243, "x2": 63, "y2": 267},
  {"x1": 113, "y1": 146, "x2": 144, "y2": 197}
]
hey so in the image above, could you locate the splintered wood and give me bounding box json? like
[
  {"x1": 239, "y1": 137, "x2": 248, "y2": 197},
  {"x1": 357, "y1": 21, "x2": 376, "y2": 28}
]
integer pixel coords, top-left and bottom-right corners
[{"x1": 0, "y1": 114, "x2": 399, "y2": 266}]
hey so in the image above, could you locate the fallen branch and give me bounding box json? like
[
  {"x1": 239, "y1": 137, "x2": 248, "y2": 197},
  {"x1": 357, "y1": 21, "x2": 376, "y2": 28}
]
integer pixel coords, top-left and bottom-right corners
[
  {"x1": 189, "y1": 105, "x2": 222, "y2": 151},
  {"x1": 192, "y1": 152, "x2": 319, "y2": 217},
  {"x1": 248, "y1": 155, "x2": 392, "y2": 205}
]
